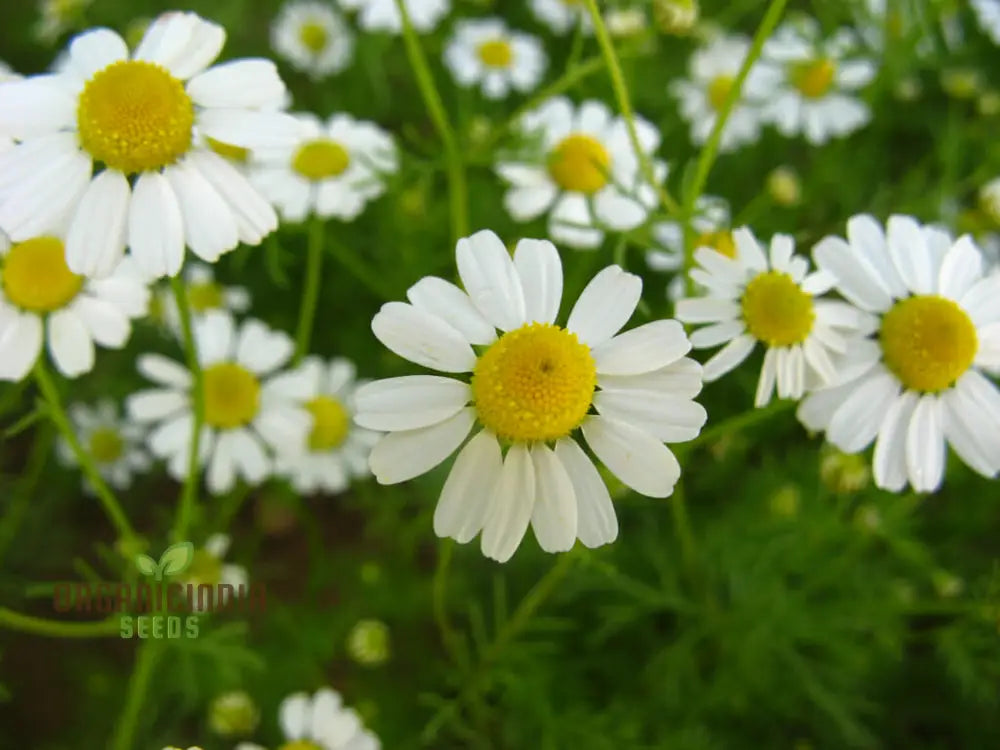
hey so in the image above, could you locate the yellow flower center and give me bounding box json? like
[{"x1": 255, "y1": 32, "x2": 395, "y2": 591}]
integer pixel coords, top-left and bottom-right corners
[
  {"x1": 879, "y1": 295, "x2": 978, "y2": 393},
  {"x1": 306, "y1": 395, "x2": 350, "y2": 451},
  {"x1": 77, "y1": 60, "x2": 194, "y2": 174},
  {"x1": 695, "y1": 229, "x2": 737, "y2": 259},
  {"x1": 741, "y1": 271, "x2": 815, "y2": 347},
  {"x1": 790, "y1": 58, "x2": 836, "y2": 99},
  {"x1": 206, "y1": 136, "x2": 250, "y2": 164},
  {"x1": 478, "y1": 39, "x2": 513, "y2": 68},
  {"x1": 89, "y1": 427, "x2": 124, "y2": 463},
  {"x1": 202, "y1": 363, "x2": 261, "y2": 429},
  {"x1": 299, "y1": 20, "x2": 329, "y2": 53},
  {"x1": 1, "y1": 237, "x2": 84, "y2": 312},
  {"x1": 707, "y1": 74, "x2": 735, "y2": 111},
  {"x1": 292, "y1": 139, "x2": 351, "y2": 181},
  {"x1": 187, "y1": 281, "x2": 225, "y2": 312},
  {"x1": 183, "y1": 549, "x2": 224, "y2": 587},
  {"x1": 472, "y1": 323, "x2": 596, "y2": 442},
  {"x1": 279, "y1": 742, "x2": 323, "y2": 750},
  {"x1": 548, "y1": 134, "x2": 611, "y2": 194}
]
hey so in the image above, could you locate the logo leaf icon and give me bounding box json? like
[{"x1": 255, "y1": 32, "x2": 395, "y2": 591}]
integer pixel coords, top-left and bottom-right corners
[
  {"x1": 134, "y1": 554, "x2": 157, "y2": 578},
  {"x1": 157, "y1": 541, "x2": 195, "y2": 580}
]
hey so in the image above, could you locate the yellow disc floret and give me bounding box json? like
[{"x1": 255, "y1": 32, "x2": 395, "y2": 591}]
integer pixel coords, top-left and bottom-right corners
[
  {"x1": 707, "y1": 75, "x2": 735, "y2": 111},
  {"x1": 89, "y1": 427, "x2": 124, "y2": 463},
  {"x1": 2, "y1": 236, "x2": 84, "y2": 312},
  {"x1": 202, "y1": 363, "x2": 261, "y2": 429},
  {"x1": 478, "y1": 39, "x2": 513, "y2": 68},
  {"x1": 292, "y1": 139, "x2": 351, "y2": 181},
  {"x1": 306, "y1": 395, "x2": 350, "y2": 451},
  {"x1": 548, "y1": 134, "x2": 611, "y2": 194},
  {"x1": 299, "y1": 20, "x2": 329, "y2": 53},
  {"x1": 695, "y1": 229, "x2": 737, "y2": 259},
  {"x1": 187, "y1": 281, "x2": 225, "y2": 312},
  {"x1": 790, "y1": 58, "x2": 836, "y2": 99},
  {"x1": 77, "y1": 60, "x2": 194, "y2": 174},
  {"x1": 879, "y1": 295, "x2": 977, "y2": 392},
  {"x1": 741, "y1": 270, "x2": 815, "y2": 347},
  {"x1": 472, "y1": 323, "x2": 596, "y2": 442}
]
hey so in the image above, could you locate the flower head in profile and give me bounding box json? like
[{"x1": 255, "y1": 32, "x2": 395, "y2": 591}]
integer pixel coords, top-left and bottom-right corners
[
  {"x1": 355, "y1": 230, "x2": 706, "y2": 562},
  {"x1": 274, "y1": 356, "x2": 380, "y2": 495},
  {"x1": 676, "y1": 228, "x2": 871, "y2": 407},
  {"x1": 497, "y1": 98, "x2": 666, "y2": 250},
  {"x1": 271, "y1": 0, "x2": 354, "y2": 78},
  {"x1": 444, "y1": 18, "x2": 547, "y2": 100},
  {"x1": 799, "y1": 215, "x2": 1000, "y2": 493},
  {"x1": 236, "y1": 687, "x2": 380, "y2": 750},
  {"x1": 253, "y1": 112, "x2": 397, "y2": 223},
  {"x1": 127, "y1": 311, "x2": 310, "y2": 495},
  {"x1": 0, "y1": 231, "x2": 149, "y2": 381},
  {"x1": 338, "y1": 0, "x2": 449, "y2": 34},
  {"x1": 0, "y1": 11, "x2": 297, "y2": 279},
  {"x1": 647, "y1": 194, "x2": 731, "y2": 301},
  {"x1": 57, "y1": 398, "x2": 151, "y2": 491},
  {"x1": 530, "y1": 0, "x2": 592, "y2": 36},
  {"x1": 757, "y1": 19, "x2": 877, "y2": 145}
]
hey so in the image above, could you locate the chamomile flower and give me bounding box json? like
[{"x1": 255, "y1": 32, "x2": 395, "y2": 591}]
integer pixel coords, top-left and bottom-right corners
[
  {"x1": 972, "y1": 0, "x2": 1000, "y2": 44},
  {"x1": 0, "y1": 233, "x2": 149, "y2": 381},
  {"x1": 126, "y1": 311, "x2": 311, "y2": 496},
  {"x1": 670, "y1": 34, "x2": 778, "y2": 153},
  {"x1": 646, "y1": 194, "x2": 731, "y2": 300},
  {"x1": 757, "y1": 19, "x2": 877, "y2": 145},
  {"x1": 157, "y1": 262, "x2": 251, "y2": 337},
  {"x1": 530, "y1": 0, "x2": 592, "y2": 36},
  {"x1": 253, "y1": 112, "x2": 397, "y2": 222},
  {"x1": 798, "y1": 215, "x2": 1000, "y2": 493},
  {"x1": 0, "y1": 11, "x2": 296, "y2": 279},
  {"x1": 676, "y1": 228, "x2": 871, "y2": 407},
  {"x1": 444, "y1": 19, "x2": 547, "y2": 100},
  {"x1": 271, "y1": 0, "x2": 354, "y2": 78},
  {"x1": 273, "y1": 356, "x2": 379, "y2": 495},
  {"x1": 355, "y1": 230, "x2": 707, "y2": 563},
  {"x1": 497, "y1": 97, "x2": 667, "y2": 250},
  {"x1": 57, "y1": 398, "x2": 151, "y2": 491},
  {"x1": 235, "y1": 688, "x2": 380, "y2": 750},
  {"x1": 338, "y1": 0, "x2": 449, "y2": 34}
]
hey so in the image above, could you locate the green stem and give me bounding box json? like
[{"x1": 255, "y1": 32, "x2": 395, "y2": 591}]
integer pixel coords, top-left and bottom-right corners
[
  {"x1": 682, "y1": 398, "x2": 796, "y2": 452},
  {"x1": 328, "y1": 239, "x2": 396, "y2": 301},
  {"x1": 669, "y1": 480, "x2": 697, "y2": 570},
  {"x1": 584, "y1": 0, "x2": 680, "y2": 217},
  {"x1": 432, "y1": 539, "x2": 465, "y2": 668},
  {"x1": 294, "y1": 217, "x2": 325, "y2": 363},
  {"x1": 111, "y1": 641, "x2": 163, "y2": 750},
  {"x1": 680, "y1": 0, "x2": 788, "y2": 292},
  {"x1": 395, "y1": 0, "x2": 468, "y2": 244},
  {"x1": 170, "y1": 278, "x2": 203, "y2": 543},
  {"x1": 34, "y1": 361, "x2": 137, "y2": 545},
  {"x1": 0, "y1": 607, "x2": 121, "y2": 638}
]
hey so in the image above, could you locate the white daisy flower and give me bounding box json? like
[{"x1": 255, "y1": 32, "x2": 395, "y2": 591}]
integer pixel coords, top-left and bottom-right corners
[
  {"x1": 0, "y1": 232, "x2": 149, "y2": 381},
  {"x1": 443, "y1": 18, "x2": 547, "y2": 100},
  {"x1": 497, "y1": 97, "x2": 667, "y2": 250},
  {"x1": 56, "y1": 398, "x2": 151, "y2": 491},
  {"x1": 798, "y1": 215, "x2": 1000, "y2": 493},
  {"x1": 972, "y1": 0, "x2": 1000, "y2": 45},
  {"x1": 253, "y1": 112, "x2": 398, "y2": 222},
  {"x1": 669, "y1": 33, "x2": 779, "y2": 153},
  {"x1": 271, "y1": 0, "x2": 355, "y2": 79},
  {"x1": 529, "y1": 0, "x2": 593, "y2": 36},
  {"x1": 182, "y1": 533, "x2": 249, "y2": 608},
  {"x1": 676, "y1": 227, "x2": 872, "y2": 407},
  {"x1": 355, "y1": 230, "x2": 707, "y2": 563},
  {"x1": 235, "y1": 688, "x2": 380, "y2": 750},
  {"x1": 757, "y1": 19, "x2": 877, "y2": 145},
  {"x1": 126, "y1": 310, "x2": 311, "y2": 496},
  {"x1": 156, "y1": 262, "x2": 251, "y2": 338},
  {"x1": 646, "y1": 194, "x2": 731, "y2": 300},
  {"x1": 0, "y1": 11, "x2": 298, "y2": 279},
  {"x1": 274, "y1": 356, "x2": 379, "y2": 495},
  {"x1": 338, "y1": 0, "x2": 449, "y2": 34}
]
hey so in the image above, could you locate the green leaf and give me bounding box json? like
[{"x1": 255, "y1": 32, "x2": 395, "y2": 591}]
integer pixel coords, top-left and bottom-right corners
[
  {"x1": 133, "y1": 553, "x2": 157, "y2": 577},
  {"x1": 157, "y1": 541, "x2": 194, "y2": 578}
]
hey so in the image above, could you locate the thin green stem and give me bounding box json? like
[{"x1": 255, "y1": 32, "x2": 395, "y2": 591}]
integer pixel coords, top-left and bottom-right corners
[
  {"x1": 432, "y1": 539, "x2": 465, "y2": 668},
  {"x1": 294, "y1": 217, "x2": 325, "y2": 363},
  {"x1": 669, "y1": 481, "x2": 697, "y2": 570},
  {"x1": 681, "y1": 0, "x2": 788, "y2": 292},
  {"x1": 34, "y1": 361, "x2": 137, "y2": 546},
  {"x1": 328, "y1": 239, "x2": 396, "y2": 301},
  {"x1": 682, "y1": 399, "x2": 796, "y2": 452},
  {"x1": 0, "y1": 607, "x2": 120, "y2": 638},
  {"x1": 395, "y1": 0, "x2": 468, "y2": 244},
  {"x1": 584, "y1": 0, "x2": 680, "y2": 217},
  {"x1": 111, "y1": 641, "x2": 163, "y2": 750},
  {"x1": 170, "y1": 278, "x2": 203, "y2": 542}
]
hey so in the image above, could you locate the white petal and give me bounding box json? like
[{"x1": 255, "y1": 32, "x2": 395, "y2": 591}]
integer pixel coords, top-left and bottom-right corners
[
  {"x1": 206, "y1": 431, "x2": 238, "y2": 495},
  {"x1": 187, "y1": 59, "x2": 286, "y2": 109},
  {"x1": 405, "y1": 276, "x2": 496, "y2": 346},
  {"x1": 65, "y1": 170, "x2": 130, "y2": 279},
  {"x1": 186, "y1": 150, "x2": 277, "y2": 246},
  {"x1": 594, "y1": 389, "x2": 707, "y2": 443},
  {"x1": 674, "y1": 297, "x2": 741, "y2": 324},
  {"x1": 354, "y1": 376, "x2": 470, "y2": 431},
  {"x1": 136, "y1": 12, "x2": 225, "y2": 80},
  {"x1": 67, "y1": 28, "x2": 129, "y2": 80},
  {"x1": 235, "y1": 319, "x2": 293, "y2": 375},
  {"x1": 128, "y1": 171, "x2": 185, "y2": 278},
  {"x1": 754, "y1": 347, "x2": 778, "y2": 407},
  {"x1": 371, "y1": 301, "x2": 476, "y2": 373},
  {"x1": 582, "y1": 415, "x2": 680, "y2": 498},
  {"x1": 164, "y1": 160, "x2": 239, "y2": 263},
  {"x1": 278, "y1": 692, "x2": 310, "y2": 740},
  {"x1": 592, "y1": 320, "x2": 691, "y2": 375},
  {"x1": 702, "y1": 334, "x2": 755, "y2": 381},
  {"x1": 194, "y1": 310, "x2": 236, "y2": 365},
  {"x1": 228, "y1": 428, "x2": 271, "y2": 486},
  {"x1": 873, "y1": 391, "x2": 918, "y2": 492},
  {"x1": 566, "y1": 265, "x2": 642, "y2": 347},
  {"x1": 846, "y1": 214, "x2": 907, "y2": 298},
  {"x1": 826, "y1": 368, "x2": 900, "y2": 453},
  {"x1": 456, "y1": 229, "x2": 526, "y2": 332},
  {"x1": 513, "y1": 238, "x2": 563, "y2": 325},
  {"x1": 554, "y1": 438, "x2": 617, "y2": 548},
  {"x1": 529, "y1": 443, "x2": 578, "y2": 553},
  {"x1": 905, "y1": 395, "x2": 945, "y2": 493},
  {"x1": 887, "y1": 214, "x2": 935, "y2": 295},
  {"x1": 47, "y1": 310, "x2": 94, "y2": 377},
  {"x1": 937, "y1": 235, "x2": 982, "y2": 301},
  {"x1": 0, "y1": 312, "x2": 42, "y2": 381},
  {"x1": 942, "y1": 381, "x2": 1000, "y2": 478},
  {"x1": 433, "y1": 429, "x2": 502, "y2": 543},
  {"x1": 732, "y1": 227, "x2": 768, "y2": 271},
  {"x1": 369, "y1": 407, "x2": 475, "y2": 484},
  {"x1": 598, "y1": 357, "x2": 704, "y2": 400},
  {"x1": 480, "y1": 443, "x2": 535, "y2": 563},
  {"x1": 72, "y1": 296, "x2": 129, "y2": 348},
  {"x1": 690, "y1": 319, "x2": 745, "y2": 348},
  {"x1": 198, "y1": 109, "x2": 302, "y2": 151},
  {"x1": 127, "y1": 390, "x2": 188, "y2": 422},
  {"x1": 813, "y1": 235, "x2": 892, "y2": 312},
  {"x1": 0, "y1": 77, "x2": 75, "y2": 139}
]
